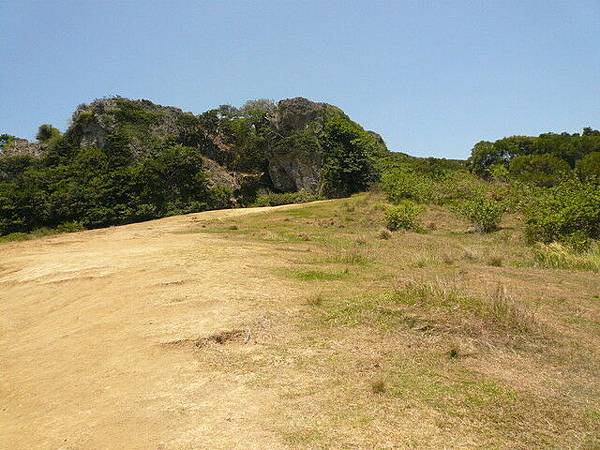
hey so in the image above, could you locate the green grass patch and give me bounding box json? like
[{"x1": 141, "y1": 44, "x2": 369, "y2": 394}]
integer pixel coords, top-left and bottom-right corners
[
  {"x1": 319, "y1": 251, "x2": 371, "y2": 266},
  {"x1": 290, "y1": 268, "x2": 351, "y2": 281},
  {"x1": 0, "y1": 227, "x2": 60, "y2": 244}
]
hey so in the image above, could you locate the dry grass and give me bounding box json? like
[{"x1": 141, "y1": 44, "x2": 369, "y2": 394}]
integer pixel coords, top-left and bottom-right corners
[
  {"x1": 530, "y1": 242, "x2": 600, "y2": 272},
  {"x1": 214, "y1": 192, "x2": 600, "y2": 448},
  {"x1": 4, "y1": 192, "x2": 599, "y2": 449}
]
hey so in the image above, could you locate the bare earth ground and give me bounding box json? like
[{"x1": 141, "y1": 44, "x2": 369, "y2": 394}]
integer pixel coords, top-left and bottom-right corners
[{"x1": 1, "y1": 195, "x2": 599, "y2": 449}]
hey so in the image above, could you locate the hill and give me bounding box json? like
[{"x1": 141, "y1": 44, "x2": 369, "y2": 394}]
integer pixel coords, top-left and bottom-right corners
[
  {"x1": 2, "y1": 194, "x2": 599, "y2": 448},
  {"x1": 0, "y1": 96, "x2": 387, "y2": 235}
]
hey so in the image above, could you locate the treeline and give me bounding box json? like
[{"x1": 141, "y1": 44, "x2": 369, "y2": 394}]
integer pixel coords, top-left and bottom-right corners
[
  {"x1": 0, "y1": 97, "x2": 386, "y2": 236},
  {"x1": 378, "y1": 127, "x2": 600, "y2": 252},
  {"x1": 468, "y1": 128, "x2": 600, "y2": 185}
]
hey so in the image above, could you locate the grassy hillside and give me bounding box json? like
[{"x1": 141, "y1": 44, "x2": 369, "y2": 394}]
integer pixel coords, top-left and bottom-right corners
[
  {"x1": 197, "y1": 193, "x2": 599, "y2": 447},
  {"x1": 2, "y1": 193, "x2": 599, "y2": 448}
]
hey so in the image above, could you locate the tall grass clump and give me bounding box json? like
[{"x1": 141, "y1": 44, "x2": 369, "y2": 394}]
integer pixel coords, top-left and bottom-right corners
[
  {"x1": 323, "y1": 280, "x2": 544, "y2": 343},
  {"x1": 398, "y1": 281, "x2": 543, "y2": 339},
  {"x1": 532, "y1": 242, "x2": 600, "y2": 272}
]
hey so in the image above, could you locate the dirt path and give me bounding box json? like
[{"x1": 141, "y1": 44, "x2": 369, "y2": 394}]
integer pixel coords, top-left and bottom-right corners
[{"x1": 0, "y1": 205, "x2": 311, "y2": 450}]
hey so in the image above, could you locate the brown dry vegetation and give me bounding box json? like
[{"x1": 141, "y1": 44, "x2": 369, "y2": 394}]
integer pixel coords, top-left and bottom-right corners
[{"x1": 1, "y1": 194, "x2": 599, "y2": 449}]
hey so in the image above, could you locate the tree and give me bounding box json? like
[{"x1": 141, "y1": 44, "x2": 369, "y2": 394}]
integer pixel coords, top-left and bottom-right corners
[
  {"x1": 509, "y1": 154, "x2": 570, "y2": 187},
  {"x1": 576, "y1": 151, "x2": 600, "y2": 181},
  {"x1": 320, "y1": 110, "x2": 378, "y2": 197},
  {"x1": 467, "y1": 141, "x2": 507, "y2": 178},
  {"x1": 36, "y1": 124, "x2": 61, "y2": 143},
  {"x1": 582, "y1": 127, "x2": 600, "y2": 136}
]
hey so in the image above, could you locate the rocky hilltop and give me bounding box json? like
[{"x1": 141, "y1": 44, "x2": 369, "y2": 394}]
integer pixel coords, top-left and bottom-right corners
[{"x1": 0, "y1": 97, "x2": 388, "y2": 234}]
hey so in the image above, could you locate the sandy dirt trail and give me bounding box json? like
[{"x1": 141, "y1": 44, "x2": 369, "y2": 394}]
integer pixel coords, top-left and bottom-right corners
[{"x1": 0, "y1": 205, "x2": 307, "y2": 450}]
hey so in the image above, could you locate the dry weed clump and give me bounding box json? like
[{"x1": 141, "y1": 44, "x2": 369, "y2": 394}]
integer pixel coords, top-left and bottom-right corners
[
  {"x1": 398, "y1": 280, "x2": 545, "y2": 341},
  {"x1": 378, "y1": 228, "x2": 392, "y2": 240}
]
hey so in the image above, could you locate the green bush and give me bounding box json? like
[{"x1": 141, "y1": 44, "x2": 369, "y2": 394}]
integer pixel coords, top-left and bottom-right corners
[
  {"x1": 458, "y1": 196, "x2": 504, "y2": 232},
  {"x1": 56, "y1": 221, "x2": 85, "y2": 233},
  {"x1": 576, "y1": 152, "x2": 600, "y2": 181},
  {"x1": 252, "y1": 190, "x2": 321, "y2": 207},
  {"x1": 431, "y1": 171, "x2": 486, "y2": 205},
  {"x1": 384, "y1": 201, "x2": 424, "y2": 231},
  {"x1": 381, "y1": 163, "x2": 486, "y2": 207},
  {"x1": 381, "y1": 169, "x2": 434, "y2": 204},
  {"x1": 508, "y1": 154, "x2": 570, "y2": 187},
  {"x1": 524, "y1": 179, "x2": 600, "y2": 245}
]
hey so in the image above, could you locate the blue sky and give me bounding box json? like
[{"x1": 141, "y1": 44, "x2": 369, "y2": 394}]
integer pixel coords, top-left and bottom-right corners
[{"x1": 1, "y1": 0, "x2": 599, "y2": 158}]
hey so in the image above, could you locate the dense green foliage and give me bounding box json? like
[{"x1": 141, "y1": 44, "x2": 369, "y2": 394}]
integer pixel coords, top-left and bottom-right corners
[
  {"x1": 468, "y1": 129, "x2": 600, "y2": 178},
  {"x1": 380, "y1": 129, "x2": 599, "y2": 247},
  {"x1": 384, "y1": 201, "x2": 423, "y2": 231},
  {"x1": 252, "y1": 190, "x2": 322, "y2": 207},
  {"x1": 319, "y1": 108, "x2": 384, "y2": 197},
  {"x1": 0, "y1": 97, "x2": 387, "y2": 236},
  {"x1": 576, "y1": 151, "x2": 600, "y2": 181},
  {"x1": 0, "y1": 142, "x2": 228, "y2": 235},
  {"x1": 380, "y1": 154, "x2": 483, "y2": 206},
  {"x1": 36, "y1": 124, "x2": 61, "y2": 143},
  {"x1": 508, "y1": 154, "x2": 570, "y2": 187},
  {"x1": 523, "y1": 180, "x2": 600, "y2": 248},
  {"x1": 458, "y1": 196, "x2": 505, "y2": 233}
]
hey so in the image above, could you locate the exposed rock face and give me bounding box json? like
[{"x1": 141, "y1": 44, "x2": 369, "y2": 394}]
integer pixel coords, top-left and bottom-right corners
[
  {"x1": 268, "y1": 148, "x2": 322, "y2": 193},
  {"x1": 268, "y1": 97, "x2": 326, "y2": 135},
  {"x1": 70, "y1": 98, "x2": 240, "y2": 194},
  {"x1": 266, "y1": 97, "x2": 327, "y2": 194},
  {"x1": 201, "y1": 156, "x2": 240, "y2": 191},
  {"x1": 71, "y1": 98, "x2": 184, "y2": 153},
  {"x1": 1, "y1": 138, "x2": 42, "y2": 158}
]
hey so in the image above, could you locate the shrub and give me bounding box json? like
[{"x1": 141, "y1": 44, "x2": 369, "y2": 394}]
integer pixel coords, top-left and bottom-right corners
[
  {"x1": 36, "y1": 124, "x2": 61, "y2": 143},
  {"x1": 458, "y1": 196, "x2": 504, "y2": 232},
  {"x1": 576, "y1": 151, "x2": 600, "y2": 181},
  {"x1": 381, "y1": 165, "x2": 486, "y2": 207},
  {"x1": 489, "y1": 163, "x2": 509, "y2": 182},
  {"x1": 381, "y1": 169, "x2": 434, "y2": 204},
  {"x1": 384, "y1": 201, "x2": 424, "y2": 231},
  {"x1": 509, "y1": 154, "x2": 570, "y2": 187},
  {"x1": 524, "y1": 179, "x2": 600, "y2": 245},
  {"x1": 252, "y1": 190, "x2": 321, "y2": 207},
  {"x1": 431, "y1": 171, "x2": 486, "y2": 205},
  {"x1": 56, "y1": 221, "x2": 85, "y2": 233}
]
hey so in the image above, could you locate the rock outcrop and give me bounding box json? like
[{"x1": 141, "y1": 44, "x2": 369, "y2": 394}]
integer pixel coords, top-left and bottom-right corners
[
  {"x1": 266, "y1": 97, "x2": 326, "y2": 193},
  {"x1": 3, "y1": 96, "x2": 387, "y2": 200},
  {"x1": 0, "y1": 138, "x2": 42, "y2": 158}
]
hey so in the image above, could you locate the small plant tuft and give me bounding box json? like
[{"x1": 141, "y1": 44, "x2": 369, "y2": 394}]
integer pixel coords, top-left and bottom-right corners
[
  {"x1": 371, "y1": 379, "x2": 386, "y2": 394},
  {"x1": 377, "y1": 228, "x2": 393, "y2": 240},
  {"x1": 448, "y1": 346, "x2": 460, "y2": 359},
  {"x1": 487, "y1": 256, "x2": 503, "y2": 267}
]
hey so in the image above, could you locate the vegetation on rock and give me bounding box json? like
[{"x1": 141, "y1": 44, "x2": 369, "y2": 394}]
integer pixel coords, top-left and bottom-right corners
[{"x1": 0, "y1": 96, "x2": 386, "y2": 235}]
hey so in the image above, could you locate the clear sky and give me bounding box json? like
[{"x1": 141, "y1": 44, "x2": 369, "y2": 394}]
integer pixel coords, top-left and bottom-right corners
[{"x1": 1, "y1": 0, "x2": 599, "y2": 158}]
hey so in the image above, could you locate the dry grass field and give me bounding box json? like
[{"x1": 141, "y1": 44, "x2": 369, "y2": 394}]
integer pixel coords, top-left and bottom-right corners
[{"x1": 1, "y1": 194, "x2": 599, "y2": 449}]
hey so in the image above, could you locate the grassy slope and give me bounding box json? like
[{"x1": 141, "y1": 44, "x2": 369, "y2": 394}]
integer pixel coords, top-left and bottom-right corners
[
  {"x1": 2, "y1": 194, "x2": 599, "y2": 448},
  {"x1": 198, "y1": 193, "x2": 600, "y2": 449}
]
